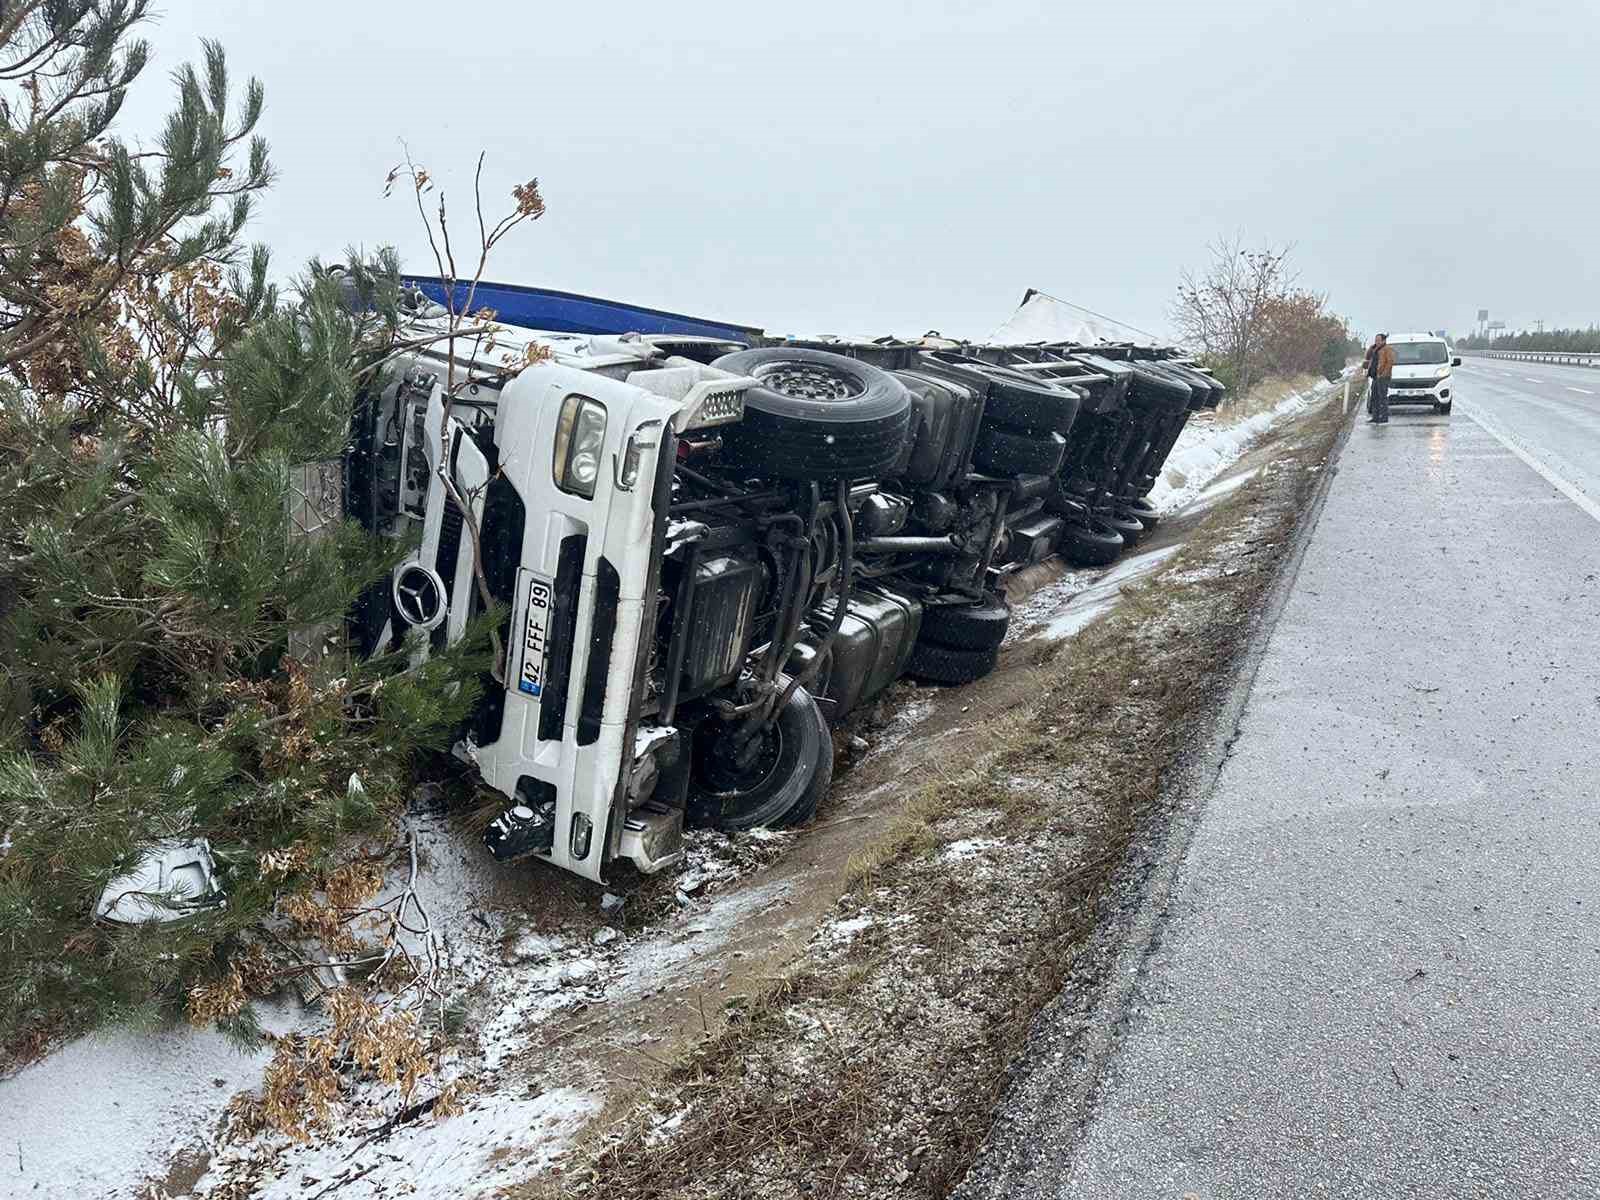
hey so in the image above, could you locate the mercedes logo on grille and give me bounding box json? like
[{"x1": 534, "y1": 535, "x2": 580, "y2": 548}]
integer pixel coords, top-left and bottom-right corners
[{"x1": 392, "y1": 562, "x2": 447, "y2": 630}]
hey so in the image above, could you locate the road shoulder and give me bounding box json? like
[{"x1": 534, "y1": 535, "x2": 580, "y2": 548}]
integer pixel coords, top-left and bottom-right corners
[{"x1": 965, "y1": 401, "x2": 1600, "y2": 1198}]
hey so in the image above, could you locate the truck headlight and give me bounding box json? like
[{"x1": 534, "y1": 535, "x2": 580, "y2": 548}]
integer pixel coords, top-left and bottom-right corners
[
  {"x1": 1434, "y1": 366, "x2": 1451, "y2": 379},
  {"x1": 553, "y1": 394, "x2": 607, "y2": 499}
]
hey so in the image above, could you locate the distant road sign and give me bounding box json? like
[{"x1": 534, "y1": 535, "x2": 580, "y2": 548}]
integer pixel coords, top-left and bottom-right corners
[
  {"x1": 1488, "y1": 320, "x2": 1506, "y2": 331},
  {"x1": 1478, "y1": 308, "x2": 1489, "y2": 321}
]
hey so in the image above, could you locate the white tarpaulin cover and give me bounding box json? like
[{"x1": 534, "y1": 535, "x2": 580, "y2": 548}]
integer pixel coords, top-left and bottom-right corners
[{"x1": 987, "y1": 289, "x2": 1163, "y2": 347}]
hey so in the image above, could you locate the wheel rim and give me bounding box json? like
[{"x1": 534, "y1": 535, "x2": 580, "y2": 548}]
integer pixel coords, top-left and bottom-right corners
[
  {"x1": 754, "y1": 361, "x2": 864, "y2": 401},
  {"x1": 697, "y1": 721, "x2": 786, "y2": 815}
]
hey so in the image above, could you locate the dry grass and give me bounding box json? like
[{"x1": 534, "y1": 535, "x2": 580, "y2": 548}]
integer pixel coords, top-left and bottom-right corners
[{"x1": 520, "y1": 397, "x2": 1347, "y2": 1200}]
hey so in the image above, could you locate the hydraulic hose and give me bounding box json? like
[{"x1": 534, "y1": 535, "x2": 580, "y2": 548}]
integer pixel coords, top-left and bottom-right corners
[{"x1": 773, "y1": 478, "x2": 853, "y2": 716}]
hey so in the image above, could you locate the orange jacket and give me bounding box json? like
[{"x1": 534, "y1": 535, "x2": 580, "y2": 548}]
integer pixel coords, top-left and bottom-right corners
[{"x1": 1366, "y1": 342, "x2": 1396, "y2": 377}]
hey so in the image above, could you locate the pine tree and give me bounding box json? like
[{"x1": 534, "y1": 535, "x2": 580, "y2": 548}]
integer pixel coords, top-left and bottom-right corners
[{"x1": 0, "y1": 4, "x2": 486, "y2": 1065}]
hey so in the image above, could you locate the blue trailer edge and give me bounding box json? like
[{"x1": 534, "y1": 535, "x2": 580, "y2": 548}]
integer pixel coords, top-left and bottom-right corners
[{"x1": 401, "y1": 276, "x2": 765, "y2": 344}]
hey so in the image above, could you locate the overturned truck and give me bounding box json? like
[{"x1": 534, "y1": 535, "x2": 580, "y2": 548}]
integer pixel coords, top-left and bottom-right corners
[{"x1": 344, "y1": 281, "x2": 1222, "y2": 885}]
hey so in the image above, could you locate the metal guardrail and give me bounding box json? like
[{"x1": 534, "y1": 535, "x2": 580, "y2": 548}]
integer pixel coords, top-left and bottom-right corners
[{"x1": 1463, "y1": 350, "x2": 1600, "y2": 368}]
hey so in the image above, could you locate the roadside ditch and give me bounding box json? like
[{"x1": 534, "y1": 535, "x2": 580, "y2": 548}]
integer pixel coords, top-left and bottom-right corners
[
  {"x1": 509, "y1": 383, "x2": 1352, "y2": 1198},
  {"x1": 0, "y1": 378, "x2": 1345, "y2": 1200}
]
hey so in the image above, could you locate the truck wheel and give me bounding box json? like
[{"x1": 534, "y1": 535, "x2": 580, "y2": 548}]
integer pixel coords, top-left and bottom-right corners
[
  {"x1": 1127, "y1": 498, "x2": 1161, "y2": 531},
  {"x1": 692, "y1": 683, "x2": 833, "y2": 831},
  {"x1": 906, "y1": 641, "x2": 1001, "y2": 685},
  {"x1": 976, "y1": 374, "x2": 1079, "y2": 435},
  {"x1": 711, "y1": 348, "x2": 912, "y2": 480},
  {"x1": 1104, "y1": 509, "x2": 1145, "y2": 546},
  {"x1": 920, "y1": 595, "x2": 1011, "y2": 651},
  {"x1": 1129, "y1": 363, "x2": 1194, "y2": 410},
  {"x1": 1059, "y1": 518, "x2": 1125, "y2": 567},
  {"x1": 924, "y1": 357, "x2": 1082, "y2": 435},
  {"x1": 973, "y1": 425, "x2": 1066, "y2": 477}
]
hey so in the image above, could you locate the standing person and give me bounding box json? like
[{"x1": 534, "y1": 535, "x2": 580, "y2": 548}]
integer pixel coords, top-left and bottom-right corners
[
  {"x1": 1363, "y1": 335, "x2": 1380, "y2": 415},
  {"x1": 1366, "y1": 333, "x2": 1394, "y2": 424}
]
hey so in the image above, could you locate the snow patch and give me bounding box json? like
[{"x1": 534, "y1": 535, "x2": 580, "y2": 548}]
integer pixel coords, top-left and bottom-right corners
[
  {"x1": 1006, "y1": 567, "x2": 1099, "y2": 642},
  {"x1": 1187, "y1": 464, "x2": 1263, "y2": 511},
  {"x1": 0, "y1": 999, "x2": 298, "y2": 1199},
  {"x1": 866, "y1": 695, "x2": 936, "y2": 759},
  {"x1": 608, "y1": 878, "x2": 795, "y2": 1002},
  {"x1": 938, "y1": 837, "x2": 1001, "y2": 863},
  {"x1": 815, "y1": 915, "x2": 876, "y2": 944},
  {"x1": 212, "y1": 1088, "x2": 599, "y2": 1200},
  {"x1": 1036, "y1": 545, "x2": 1183, "y2": 641},
  {"x1": 1149, "y1": 383, "x2": 1331, "y2": 514}
]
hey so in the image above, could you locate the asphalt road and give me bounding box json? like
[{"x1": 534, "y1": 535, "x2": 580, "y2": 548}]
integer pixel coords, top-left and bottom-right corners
[
  {"x1": 963, "y1": 380, "x2": 1600, "y2": 1198},
  {"x1": 1453, "y1": 358, "x2": 1600, "y2": 511}
]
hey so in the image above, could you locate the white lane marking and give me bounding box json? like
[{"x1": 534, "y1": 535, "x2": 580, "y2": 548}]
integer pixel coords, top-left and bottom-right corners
[
  {"x1": 1567, "y1": 386, "x2": 1594, "y2": 395},
  {"x1": 1461, "y1": 404, "x2": 1600, "y2": 525},
  {"x1": 1525, "y1": 376, "x2": 1544, "y2": 383}
]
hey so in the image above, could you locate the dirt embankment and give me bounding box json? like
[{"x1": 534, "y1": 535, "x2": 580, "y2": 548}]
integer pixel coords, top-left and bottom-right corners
[{"x1": 515, "y1": 393, "x2": 1351, "y2": 1198}]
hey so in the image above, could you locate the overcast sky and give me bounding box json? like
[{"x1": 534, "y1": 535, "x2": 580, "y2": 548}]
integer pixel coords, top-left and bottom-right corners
[{"x1": 119, "y1": 0, "x2": 1599, "y2": 342}]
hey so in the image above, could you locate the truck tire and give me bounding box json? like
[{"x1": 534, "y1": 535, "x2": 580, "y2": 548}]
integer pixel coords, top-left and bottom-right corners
[
  {"x1": 1127, "y1": 497, "x2": 1161, "y2": 531},
  {"x1": 973, "y1": 425, "x2": 1066, "y2": 477},
  {"x1": 1059, "y1": 518, "x2": 1125, "y2": 567},
  {"x1": 1128, "y1": 363, "x2": 1193, "y2": 412},
  {"x1": 1103, "y1": 509, "x2": 1145, "y2": 546},
  {"x1": 711, "y1": 348, "x2": 912, "y2": 480},
  {"x1": 980, "y1": 376, "x2": 1079, "y2": 435},
  {"x1": 906, "y1": 641, "x2": 1000, "y2": 685},
  {"x1": 924, "y1": 357, "x2": 1082, "y2": 435},
  {"x1": 693, "y1": 683, "x2": 833, "y2": 831},
  {"x1": 920, "y1": 595, "x2": 1011, "y2": 651}
]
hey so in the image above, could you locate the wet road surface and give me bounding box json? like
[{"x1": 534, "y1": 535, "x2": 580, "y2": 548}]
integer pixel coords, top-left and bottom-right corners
[
  {"x1": 967, "y1": 392, "x2": 1600, "y2": 1197},
  {"x1": 1453, "y1": 358, "x2": 1600, "y2": 513}
]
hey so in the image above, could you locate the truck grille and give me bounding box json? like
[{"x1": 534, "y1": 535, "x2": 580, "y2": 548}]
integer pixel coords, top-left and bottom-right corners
[
  {"x1": 576, "y1": 559, "x2": 620, "y2": 746},
  {"x1": 470, "y1": 475, "x2": 526, "y2": 750},
  {"x1": 537, "y1": 534, "x2": 588, "y2": 742},
  {"x1": 431, "y1": 499, "x2": 466, "y2": 650}
]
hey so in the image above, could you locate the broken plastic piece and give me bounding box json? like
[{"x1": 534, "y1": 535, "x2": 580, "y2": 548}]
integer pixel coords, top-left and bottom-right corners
[{"x1": 95, "y1": 839, "x2": 226, "y2": 925}]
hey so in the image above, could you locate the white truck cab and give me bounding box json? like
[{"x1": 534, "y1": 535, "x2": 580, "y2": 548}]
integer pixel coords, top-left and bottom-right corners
[
  {"x1": 352, "y1": 321, "x2": 758, "y2": 883},
  {"x1": 1385, "y1": 332, "x2": 1461, "y2": 415}
]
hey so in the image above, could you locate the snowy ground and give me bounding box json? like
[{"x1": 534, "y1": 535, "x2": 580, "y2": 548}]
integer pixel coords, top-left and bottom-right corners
[
  {"x1": 0, "y1": 812, "x2": 796, "y2": 1200},
  {"x1": 0, "y1": 372, "x2": 1339, "y2": 1200},
  {"x1": 1146, "y1": 376, "x2": 1334, "y2": 514}
]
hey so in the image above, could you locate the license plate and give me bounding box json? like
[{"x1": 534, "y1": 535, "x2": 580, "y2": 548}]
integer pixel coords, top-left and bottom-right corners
[{"x1": 517, "y1": 570, "x2": 554, "y2": 697}]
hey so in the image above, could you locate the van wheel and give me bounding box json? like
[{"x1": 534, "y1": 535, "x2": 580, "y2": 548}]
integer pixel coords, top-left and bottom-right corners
[
  {"x1": 692, "y1": 683, "x2": 833, "y2": 831},
  {"x1": 906, "y1": 642, "x2": 1001, "y2": 685},
  {"x1": 711, "y1": 348, "x2": 912, "y2": 480},
  {"x1": 1436, "y1": 402, "x2": 1452, "y2": 415},
  {"x1": 920, "y1": 595, "x2": 1011, "y2": 651}
]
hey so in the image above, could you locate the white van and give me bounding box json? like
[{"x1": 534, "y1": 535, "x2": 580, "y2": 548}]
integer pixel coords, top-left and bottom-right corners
[{"x1": 1385, "y1": 332, "x2": 1462, "y2": 415}]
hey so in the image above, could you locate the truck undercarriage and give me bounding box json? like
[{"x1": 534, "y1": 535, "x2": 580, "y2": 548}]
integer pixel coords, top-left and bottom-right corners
[{"x1": 344, "y1": 282, "x2": 1223, "y2": 885}]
